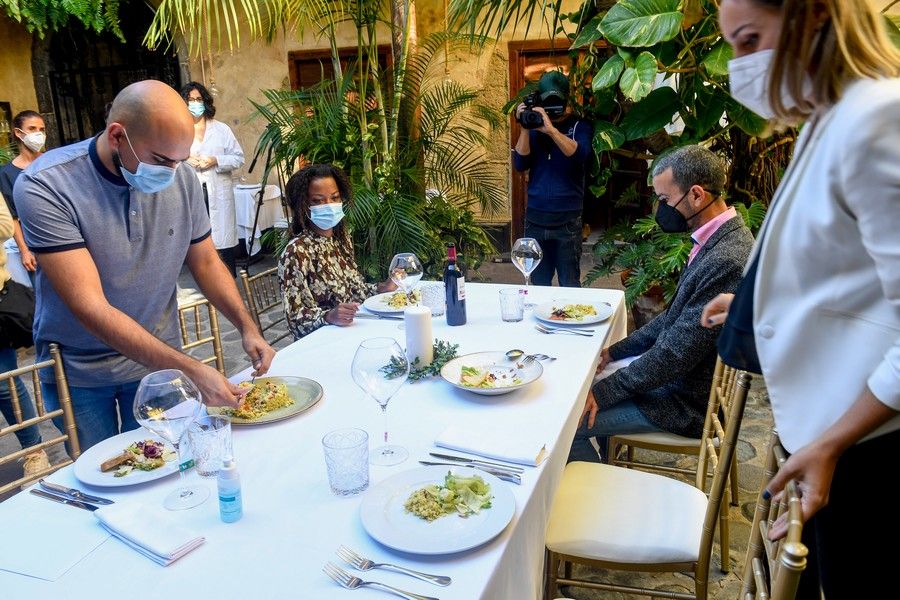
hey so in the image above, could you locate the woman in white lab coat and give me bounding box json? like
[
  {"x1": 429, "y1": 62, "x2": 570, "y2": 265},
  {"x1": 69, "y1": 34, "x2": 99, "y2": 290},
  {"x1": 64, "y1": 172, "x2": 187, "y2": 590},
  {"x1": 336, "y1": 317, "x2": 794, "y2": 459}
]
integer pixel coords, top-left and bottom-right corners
[{"x1": 181, "y1": 81, "x2": 245, "y2": 275}]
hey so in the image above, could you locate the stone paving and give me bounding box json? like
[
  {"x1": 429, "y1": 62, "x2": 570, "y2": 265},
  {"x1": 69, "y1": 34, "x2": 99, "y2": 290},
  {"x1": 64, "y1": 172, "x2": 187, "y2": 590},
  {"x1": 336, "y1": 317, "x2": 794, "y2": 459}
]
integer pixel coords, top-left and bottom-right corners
[{"x1": 0, "y1": 246, "x2": 774, "y2": 598}]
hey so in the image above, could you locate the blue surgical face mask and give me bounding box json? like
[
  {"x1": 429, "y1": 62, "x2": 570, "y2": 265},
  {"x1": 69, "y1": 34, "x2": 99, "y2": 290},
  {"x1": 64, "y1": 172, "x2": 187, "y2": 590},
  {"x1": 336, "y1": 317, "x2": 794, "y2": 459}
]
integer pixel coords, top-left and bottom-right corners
[
  {"x1": 188, "y1": 101, "x2": 206, "y2": 118},
  {"x1": 310, "y1": 203, "x2": 345, "y2": 230},
  {"x1": 115, "y1": 128, "x2": 178, "y2": 193}
]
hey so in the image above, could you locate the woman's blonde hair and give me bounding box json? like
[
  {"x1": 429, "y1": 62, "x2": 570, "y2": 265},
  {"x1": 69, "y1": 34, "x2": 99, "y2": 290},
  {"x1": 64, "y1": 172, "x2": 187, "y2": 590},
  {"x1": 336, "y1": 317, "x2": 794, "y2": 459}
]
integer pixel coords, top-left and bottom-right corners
[{"x1": 766, "y1": 0, "x2": 900, "y2": 122}]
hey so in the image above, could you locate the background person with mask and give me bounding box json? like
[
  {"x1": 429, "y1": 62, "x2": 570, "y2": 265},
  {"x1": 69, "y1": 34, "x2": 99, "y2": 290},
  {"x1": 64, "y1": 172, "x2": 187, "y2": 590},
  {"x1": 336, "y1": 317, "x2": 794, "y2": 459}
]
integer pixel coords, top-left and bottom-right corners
[
  {"x1": 278, "y1": 164, "x2": 396, "y2": 340},
  {"x1": 570, "y1": 145, "x2": 753, "y2": 463},
  {"x1": 1, "y1": 110, "x2": 46, "y2": 288},
  {"x1": 180, "y1": 81, "x2": 244, "y2": 277},
  {"x1": 512, "y1": 70, "x2": 593, "y2": 287},
  {"x1": 15, "y1": 80, "x2": 274, "y2": 452},
  {"x1": 701, "y1": 1, "x2": 900, "y2": 596}
]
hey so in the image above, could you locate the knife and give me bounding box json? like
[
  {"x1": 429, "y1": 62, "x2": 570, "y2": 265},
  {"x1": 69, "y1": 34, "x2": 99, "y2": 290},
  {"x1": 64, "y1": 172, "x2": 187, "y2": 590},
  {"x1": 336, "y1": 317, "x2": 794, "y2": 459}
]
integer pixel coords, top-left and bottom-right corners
[
  {"x1": 354, "y1": 313, "x2": 403, "y2": 321},
  {"x1": 428, "y1": 452, "x2": 525, "y2": 473},
  {"x1": 39, "y1": 479, "x2": 114, "y2": 505},
  {"x1": 419, "y1": 461, "x2": 522, "y2": 485},
  {"x1": 30, "y1": 489, "x2": 100, "y2": 511}
]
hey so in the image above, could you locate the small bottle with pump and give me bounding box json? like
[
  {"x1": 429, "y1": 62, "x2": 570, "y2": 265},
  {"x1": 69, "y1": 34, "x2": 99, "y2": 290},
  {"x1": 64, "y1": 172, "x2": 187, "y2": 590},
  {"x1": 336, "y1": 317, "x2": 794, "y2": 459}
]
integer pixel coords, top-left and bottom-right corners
[{"x1": 218, "y1": 455, "x2": 243, "y2": 523}]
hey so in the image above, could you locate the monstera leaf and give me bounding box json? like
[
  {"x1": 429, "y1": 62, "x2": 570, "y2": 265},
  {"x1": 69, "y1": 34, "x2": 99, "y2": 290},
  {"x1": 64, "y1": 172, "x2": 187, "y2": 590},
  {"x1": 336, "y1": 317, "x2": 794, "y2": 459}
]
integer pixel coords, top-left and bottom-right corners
[
  {"x1": 619, "y1": 86, "x2": 679, "y2": 140},
  {"x1": 592, "y1": 55, "x2": 626, "y2": 91},
  {"x1": 592, "y1": 121, "x2": 626, "y2": 153},
  {"x1": 701, "y1": 40, "x2": 733, "y2": 77},
  {"x1": 599, "y1": 0, "x2": 684, "y2": 47},
  {"x1": 619, "y1": 51, "x2": 657, "y2": 101}
]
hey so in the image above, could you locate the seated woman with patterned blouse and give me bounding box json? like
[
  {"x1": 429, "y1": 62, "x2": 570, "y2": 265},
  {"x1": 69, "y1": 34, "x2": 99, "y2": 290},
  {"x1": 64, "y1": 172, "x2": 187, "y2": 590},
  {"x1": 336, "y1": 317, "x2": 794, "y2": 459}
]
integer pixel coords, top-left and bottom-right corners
[{"x1": 279, "y1": 164, "x2": 396, "y2": 339}]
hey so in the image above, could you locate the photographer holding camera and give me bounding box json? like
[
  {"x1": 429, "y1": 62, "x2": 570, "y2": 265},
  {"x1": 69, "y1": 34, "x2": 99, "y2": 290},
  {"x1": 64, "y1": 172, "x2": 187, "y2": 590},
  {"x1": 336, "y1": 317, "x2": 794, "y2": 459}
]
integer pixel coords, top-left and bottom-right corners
[{"x1": 513, "y1": 70, "x2": 592, "y2": 287}]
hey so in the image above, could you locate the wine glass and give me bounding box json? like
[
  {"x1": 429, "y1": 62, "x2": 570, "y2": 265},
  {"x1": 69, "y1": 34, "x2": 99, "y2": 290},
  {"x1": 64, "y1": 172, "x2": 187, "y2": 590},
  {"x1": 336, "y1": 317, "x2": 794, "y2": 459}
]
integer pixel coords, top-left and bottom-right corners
[
  {"x1": 389, "y1": 252, "x2": 424, "y2": 305},
  {"x1": 133, "y1": 369, "x2": 209, "y2": 510},
  {"x1": 351, "y1": 337, "x2": 409, "y2": 466},
  {"x1": 511, "y1": 237, "x2": 543, "y2": 307}
]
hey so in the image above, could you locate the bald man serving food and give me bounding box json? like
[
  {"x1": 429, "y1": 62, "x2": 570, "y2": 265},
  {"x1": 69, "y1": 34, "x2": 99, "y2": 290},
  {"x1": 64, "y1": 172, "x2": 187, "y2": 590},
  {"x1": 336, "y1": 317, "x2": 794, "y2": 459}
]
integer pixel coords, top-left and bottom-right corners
[{"x1": 15, "y1": 80, "x2": 274, "y2": 451}]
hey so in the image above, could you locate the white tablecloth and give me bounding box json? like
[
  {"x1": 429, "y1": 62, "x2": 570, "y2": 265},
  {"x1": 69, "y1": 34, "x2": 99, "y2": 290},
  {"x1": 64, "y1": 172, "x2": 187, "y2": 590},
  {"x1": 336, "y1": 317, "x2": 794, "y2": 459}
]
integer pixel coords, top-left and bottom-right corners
[
  {"x1": 233, "y1": 184, "x2": 286, "y2": 254},
  {"x1": 0, "y1": 283, "x2": 627, "y2": 599}
]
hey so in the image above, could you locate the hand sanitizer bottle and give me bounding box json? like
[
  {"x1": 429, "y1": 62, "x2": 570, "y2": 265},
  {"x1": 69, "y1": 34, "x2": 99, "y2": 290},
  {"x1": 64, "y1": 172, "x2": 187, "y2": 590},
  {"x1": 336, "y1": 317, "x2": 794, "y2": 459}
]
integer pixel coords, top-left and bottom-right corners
[{"x1": 218, "y1": 456, "x2": 243, "y2": 523}]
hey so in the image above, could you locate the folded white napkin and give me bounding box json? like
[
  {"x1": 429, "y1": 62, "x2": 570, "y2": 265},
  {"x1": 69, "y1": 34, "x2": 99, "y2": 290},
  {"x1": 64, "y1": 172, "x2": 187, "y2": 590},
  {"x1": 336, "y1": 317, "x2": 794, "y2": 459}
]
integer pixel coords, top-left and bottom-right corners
[
  {"x1": 94, "y1": 503, "x2": 205, "y2": 566},
  {"x1": 435, "y1": 425, "x2": 547, "y2": 467}
]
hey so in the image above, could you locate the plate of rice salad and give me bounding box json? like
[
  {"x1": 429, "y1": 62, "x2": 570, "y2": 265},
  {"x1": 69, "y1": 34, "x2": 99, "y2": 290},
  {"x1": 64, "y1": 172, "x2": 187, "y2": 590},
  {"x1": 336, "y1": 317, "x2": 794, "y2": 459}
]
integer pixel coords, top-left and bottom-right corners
[{"x1": 209, "y1": 376, "x2": 323, "y2": 425}]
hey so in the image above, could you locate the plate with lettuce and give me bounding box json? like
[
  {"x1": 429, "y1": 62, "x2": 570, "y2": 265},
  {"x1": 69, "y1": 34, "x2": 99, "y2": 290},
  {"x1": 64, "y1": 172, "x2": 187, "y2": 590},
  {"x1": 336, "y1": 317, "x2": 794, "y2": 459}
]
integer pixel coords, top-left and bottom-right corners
[
  {"x1": 360, "y1": 466, "x2": 516, "y2": 554},
  {"x1": 439, "y1": 351, "x2": 543, "y2": 396}
]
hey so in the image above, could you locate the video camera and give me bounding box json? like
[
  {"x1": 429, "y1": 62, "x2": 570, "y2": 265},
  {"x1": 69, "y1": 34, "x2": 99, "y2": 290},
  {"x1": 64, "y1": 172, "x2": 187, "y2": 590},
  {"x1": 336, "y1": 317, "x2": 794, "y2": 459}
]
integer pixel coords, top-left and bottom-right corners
[{"x1": 517, "y1": 90, "x2": 567, "y2": 129}]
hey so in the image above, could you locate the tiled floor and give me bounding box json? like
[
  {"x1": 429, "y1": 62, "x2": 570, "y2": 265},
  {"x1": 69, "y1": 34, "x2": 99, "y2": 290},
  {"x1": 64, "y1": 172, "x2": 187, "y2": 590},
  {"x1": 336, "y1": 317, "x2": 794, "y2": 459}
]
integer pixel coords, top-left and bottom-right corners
[{"x1": 1, "y1": 246, "x2": 773, "y2": 597}]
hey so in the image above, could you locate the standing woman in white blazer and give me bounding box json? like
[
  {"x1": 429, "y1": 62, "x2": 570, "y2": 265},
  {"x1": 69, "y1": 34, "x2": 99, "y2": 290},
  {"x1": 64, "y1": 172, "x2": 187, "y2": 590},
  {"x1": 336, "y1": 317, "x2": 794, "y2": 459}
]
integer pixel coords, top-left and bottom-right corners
[
  {"x1": 702, "y1": 1, "x2": 900, "y2": 597},
  {"x1": 181, "y1": 82, "x2": 245, "y2": 276}
]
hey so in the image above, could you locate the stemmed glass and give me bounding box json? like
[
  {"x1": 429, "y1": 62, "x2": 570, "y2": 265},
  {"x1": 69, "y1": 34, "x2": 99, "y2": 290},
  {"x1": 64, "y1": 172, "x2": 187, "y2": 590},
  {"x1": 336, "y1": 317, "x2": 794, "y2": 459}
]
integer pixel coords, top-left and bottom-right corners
[
  {"x1": 511, "y1": 237, "x2": 543, "y2": 307},
  {"x1": 133, "y1": 369, "x2": 209, "y2": 510},
  {"x1": 389, "y1": 252, "x2": 424, "y2": 305},
  {"x1": 351, "y1": 337, "x2": 409, "y2": 466}
]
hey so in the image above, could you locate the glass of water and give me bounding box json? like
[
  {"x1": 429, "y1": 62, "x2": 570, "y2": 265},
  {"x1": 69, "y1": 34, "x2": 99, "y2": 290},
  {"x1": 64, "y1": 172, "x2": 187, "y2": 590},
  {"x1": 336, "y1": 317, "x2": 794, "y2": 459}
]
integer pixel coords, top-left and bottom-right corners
[
  {"x1": 511, "y1": 237, "x2": 543, "y2": 307},
  {"x1": 187, "y1": 415, "x2": 232, "y2": 478}
]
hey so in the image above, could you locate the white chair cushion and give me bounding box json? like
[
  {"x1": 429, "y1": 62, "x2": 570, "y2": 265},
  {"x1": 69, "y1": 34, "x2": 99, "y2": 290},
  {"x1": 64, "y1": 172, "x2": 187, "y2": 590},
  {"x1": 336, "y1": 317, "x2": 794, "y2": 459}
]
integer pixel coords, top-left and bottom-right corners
[{"x1": 546, "y1": 461, "x2": 708, "y2": 564}]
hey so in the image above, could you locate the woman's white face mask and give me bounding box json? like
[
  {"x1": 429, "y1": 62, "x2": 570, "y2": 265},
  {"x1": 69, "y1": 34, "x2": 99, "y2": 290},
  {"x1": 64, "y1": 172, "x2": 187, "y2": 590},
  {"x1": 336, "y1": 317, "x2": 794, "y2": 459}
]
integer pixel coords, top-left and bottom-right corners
[
  {"x1": 728, "y1": 49, "x2": 813, "y2": 119},
  {"x1": 16, "y1": 129, "x2": 46, "y2": 153}
]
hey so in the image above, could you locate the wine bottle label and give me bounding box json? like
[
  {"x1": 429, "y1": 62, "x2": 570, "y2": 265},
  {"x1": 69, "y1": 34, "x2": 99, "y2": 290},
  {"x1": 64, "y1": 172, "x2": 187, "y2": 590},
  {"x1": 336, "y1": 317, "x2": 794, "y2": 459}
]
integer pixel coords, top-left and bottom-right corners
[{"x1": 458, "y1": 277, "x2": 466, "y2": 301}]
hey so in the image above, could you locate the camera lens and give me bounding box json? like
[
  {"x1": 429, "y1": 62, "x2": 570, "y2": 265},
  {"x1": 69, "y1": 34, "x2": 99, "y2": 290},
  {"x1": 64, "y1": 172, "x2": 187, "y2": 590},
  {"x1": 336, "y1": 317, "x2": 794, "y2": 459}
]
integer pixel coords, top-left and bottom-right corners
[{"x1": 518, "y1": 109, "x2": 544, "y2": 129}]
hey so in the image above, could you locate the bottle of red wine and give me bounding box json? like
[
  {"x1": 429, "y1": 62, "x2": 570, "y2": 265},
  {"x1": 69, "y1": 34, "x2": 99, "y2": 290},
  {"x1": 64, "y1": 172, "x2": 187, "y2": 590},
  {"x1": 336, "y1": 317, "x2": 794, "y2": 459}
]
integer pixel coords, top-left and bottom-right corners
[{"x1": 444, "y1": 243, "x2": 467, "y2": 326}]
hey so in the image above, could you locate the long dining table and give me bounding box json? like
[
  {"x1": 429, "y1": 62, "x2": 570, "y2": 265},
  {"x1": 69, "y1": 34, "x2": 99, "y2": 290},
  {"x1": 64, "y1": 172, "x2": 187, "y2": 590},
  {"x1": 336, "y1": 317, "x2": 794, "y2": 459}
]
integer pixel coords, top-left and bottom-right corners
[{"x1": 0, "y1": 283, "x2": 626, "y2": 600}]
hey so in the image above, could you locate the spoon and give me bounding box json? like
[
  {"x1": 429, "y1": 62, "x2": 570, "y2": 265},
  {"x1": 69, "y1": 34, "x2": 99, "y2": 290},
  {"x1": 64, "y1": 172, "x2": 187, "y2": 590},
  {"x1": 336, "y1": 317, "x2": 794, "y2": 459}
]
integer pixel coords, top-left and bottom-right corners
[{"x1": 506, "y1": 349, "x2": 555, "y2": 362}]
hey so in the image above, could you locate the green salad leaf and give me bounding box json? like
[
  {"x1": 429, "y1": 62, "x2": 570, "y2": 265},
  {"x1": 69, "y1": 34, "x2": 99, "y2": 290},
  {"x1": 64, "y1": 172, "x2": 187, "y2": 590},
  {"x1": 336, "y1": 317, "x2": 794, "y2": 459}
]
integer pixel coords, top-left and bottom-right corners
[{"x1": 404, "y1": 471, "x2": 493, "y2": 521}]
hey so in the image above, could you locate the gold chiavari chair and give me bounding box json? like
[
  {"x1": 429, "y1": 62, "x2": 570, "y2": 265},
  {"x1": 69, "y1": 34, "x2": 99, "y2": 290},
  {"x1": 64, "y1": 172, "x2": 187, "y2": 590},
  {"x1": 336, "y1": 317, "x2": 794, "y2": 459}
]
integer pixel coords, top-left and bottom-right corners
[
  {"x1": 742, "y1": 430, "x2": 808, "y2": 600},
  {"x1": 0, "y1": 343, "x2": 80, "y2": 497},
  {"x1": 177, "y1": 297, "x2": 226, "y2": 375},
  {"x1": 239, "y1": 267, "x2": 291, "y2": 345},
  {"x1": 544, "y1": 358, "x2": 752, "y2": 600},
  {"x1": 607, "y1": 358, "x2": 742, "y2": 571}
]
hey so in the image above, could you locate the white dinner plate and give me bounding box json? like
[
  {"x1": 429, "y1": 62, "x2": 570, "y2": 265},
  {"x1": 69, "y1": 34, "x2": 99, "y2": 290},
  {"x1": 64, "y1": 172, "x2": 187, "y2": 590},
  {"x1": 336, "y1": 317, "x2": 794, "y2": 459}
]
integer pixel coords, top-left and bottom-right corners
[
  {"x1": 362, "y1": 290, "x2": 420, "y2": 314},
  {"x1": 440, "y1": 351, "x2": 543, "y2": 396},
  {"x1": 360, "y1": 465, "x2": 516, "y2": 555},
  {"x1": 73, "y1": 428, "x2": 179, "y2": 488},
  {"x1": 533, "y1": 298, "x2": 615, "y2": 326}
]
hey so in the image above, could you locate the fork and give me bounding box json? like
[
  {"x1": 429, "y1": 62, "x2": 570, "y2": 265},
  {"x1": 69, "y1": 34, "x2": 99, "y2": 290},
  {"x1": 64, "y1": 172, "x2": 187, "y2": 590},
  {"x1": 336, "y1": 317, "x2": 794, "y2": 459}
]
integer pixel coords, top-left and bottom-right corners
[
  {"x1": 535, "y1": 324, "x2": 593, "y2": 337},
  {"x1": 337, "y1": 546, "x2": 451, "y2": 586},
  {"x1": 323, "y1": 562, "x2": 441, "y2": 600}
]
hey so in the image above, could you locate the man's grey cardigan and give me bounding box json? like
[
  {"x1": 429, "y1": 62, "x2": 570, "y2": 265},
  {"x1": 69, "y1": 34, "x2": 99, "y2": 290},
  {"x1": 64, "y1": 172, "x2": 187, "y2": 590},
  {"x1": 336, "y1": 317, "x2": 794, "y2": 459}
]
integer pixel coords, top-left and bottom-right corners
[{"x1": 593, "y1": 214, "x2": 755, "y2": 437}]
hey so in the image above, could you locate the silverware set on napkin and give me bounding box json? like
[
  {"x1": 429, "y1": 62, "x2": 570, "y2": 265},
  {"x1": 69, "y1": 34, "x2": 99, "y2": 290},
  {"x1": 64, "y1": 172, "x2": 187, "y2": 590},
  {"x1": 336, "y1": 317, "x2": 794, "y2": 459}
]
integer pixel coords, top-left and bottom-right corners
[
  {"x1": 325, "y1": 545, "x2": 450, "y2": 599},
  {"x1": 535, "y1": 323, "x2": 594, "y2": 337},
  {"x1": 29, "y1": 479, "x2": 114, "y2": 511}
]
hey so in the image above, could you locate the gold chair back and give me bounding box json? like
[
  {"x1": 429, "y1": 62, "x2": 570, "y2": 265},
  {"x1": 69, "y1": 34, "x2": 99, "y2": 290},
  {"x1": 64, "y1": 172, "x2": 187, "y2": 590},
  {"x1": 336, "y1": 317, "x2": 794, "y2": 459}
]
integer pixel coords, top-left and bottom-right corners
[
  {"x1": 0, "y1": 343, "x2": 80, "y2": 497},
  {"x1": 544, "y1": 357, "x2": 752, "y2": 600},
  {"x1": 239, "y1": 267, "x2": 291, "y2": 345},
  {"x1": 177, "y1": 298, "x2": 226, "y2": 375},
  {"x1": 742, "y1": 430, "x2": 808, "y2": 600}
]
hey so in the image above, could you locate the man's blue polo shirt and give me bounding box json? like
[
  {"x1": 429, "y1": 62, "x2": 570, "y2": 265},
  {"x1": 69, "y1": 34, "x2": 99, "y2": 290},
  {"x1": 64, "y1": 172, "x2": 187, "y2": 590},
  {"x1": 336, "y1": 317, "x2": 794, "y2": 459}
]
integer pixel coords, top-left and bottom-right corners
[{"x1": 15, "y1": 136, "x2": 211, "y2": 386}]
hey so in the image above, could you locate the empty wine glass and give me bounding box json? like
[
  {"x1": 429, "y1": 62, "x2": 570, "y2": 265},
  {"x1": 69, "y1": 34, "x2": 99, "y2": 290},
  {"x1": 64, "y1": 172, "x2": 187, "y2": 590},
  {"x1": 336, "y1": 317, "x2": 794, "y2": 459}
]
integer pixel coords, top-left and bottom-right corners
[
  {"x1": 351, "y1": 337, "x2": 409, "y2": 466},
  {"x1": 511, "y1": 237, "x2": 543, "y2": 307},
  {"x1": 389, "y1": 253, "x2": 424, "y2": 305},
  {"x1": 133, "y1": 370, "x2": 209, "y2": 510}
]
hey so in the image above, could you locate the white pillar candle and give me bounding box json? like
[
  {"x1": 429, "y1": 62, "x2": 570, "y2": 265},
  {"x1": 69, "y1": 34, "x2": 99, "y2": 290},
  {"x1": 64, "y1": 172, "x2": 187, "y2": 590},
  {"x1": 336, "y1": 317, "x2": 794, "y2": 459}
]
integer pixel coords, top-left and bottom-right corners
[{"x1": 404, "y1": 305, "x2": 433, "y2": 367}]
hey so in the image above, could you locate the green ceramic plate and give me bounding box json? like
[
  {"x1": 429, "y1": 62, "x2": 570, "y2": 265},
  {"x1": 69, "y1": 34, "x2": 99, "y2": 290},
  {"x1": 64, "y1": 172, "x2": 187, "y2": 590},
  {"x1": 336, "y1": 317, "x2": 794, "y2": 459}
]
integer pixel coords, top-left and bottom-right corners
[{"x1": 209, "y1": 376, "x2": 323, "y2": 425}]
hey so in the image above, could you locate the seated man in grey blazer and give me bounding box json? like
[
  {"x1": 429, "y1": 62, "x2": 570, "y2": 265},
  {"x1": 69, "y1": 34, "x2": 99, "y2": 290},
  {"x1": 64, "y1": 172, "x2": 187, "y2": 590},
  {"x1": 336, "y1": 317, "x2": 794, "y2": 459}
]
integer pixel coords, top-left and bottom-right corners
[{"x1": 569, "y1": 145, "x2": 754, "y2": 463}]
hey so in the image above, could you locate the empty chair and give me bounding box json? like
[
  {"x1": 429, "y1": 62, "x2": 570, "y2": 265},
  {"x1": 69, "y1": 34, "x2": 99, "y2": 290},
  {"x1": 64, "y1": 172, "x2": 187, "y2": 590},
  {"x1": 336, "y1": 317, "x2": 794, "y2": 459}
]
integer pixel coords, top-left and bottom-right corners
[
  {"x1": 544, "y1": 359, "x2": 752, "y2": 600},
  {"x1": 607, "y1": 358, "x2": 742, "y2": 571},
  {"x1": 0, "y1": 343, "x2": 80, "y2": 497},
  {"x1": 177, "y1": 297, "x2": 226, "y2": 375},
  {"x1": 742, "y1": 430, "x2": 808, "y2": 600},
  {"x1": 239, "y1": 267, "x2": 291, "y2": 345}
]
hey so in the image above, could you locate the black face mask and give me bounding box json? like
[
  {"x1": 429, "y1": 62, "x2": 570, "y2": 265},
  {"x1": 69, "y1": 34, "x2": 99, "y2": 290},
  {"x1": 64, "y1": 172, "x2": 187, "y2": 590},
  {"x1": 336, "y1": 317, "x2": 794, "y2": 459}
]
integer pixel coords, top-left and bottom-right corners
[{"x1": 654, "y1": 190, "x2": 717, "y2": 233}]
